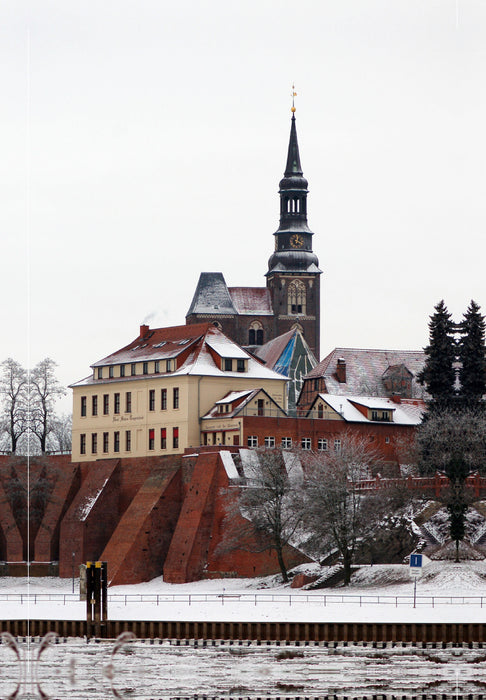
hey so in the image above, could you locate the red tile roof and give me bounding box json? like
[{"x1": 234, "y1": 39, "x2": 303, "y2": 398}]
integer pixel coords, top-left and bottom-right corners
[
  {"x1": 228, "y1": 287, "x2": 273, "y2": 315},
  {"x1": 91, "y1": 323, "x2": 211, "y2": 366}
]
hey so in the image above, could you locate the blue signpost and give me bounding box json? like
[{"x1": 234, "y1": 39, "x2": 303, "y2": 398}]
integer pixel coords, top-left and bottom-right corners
[{"x1": 409, "y1": 553, "x2": 423, "y2": 607}]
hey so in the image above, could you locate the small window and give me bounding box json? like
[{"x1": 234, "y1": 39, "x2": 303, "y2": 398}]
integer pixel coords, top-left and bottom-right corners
[
  {"x1": 97, "y1": 367, "x2": 103, "y2": 380},
  {"x1": 281, "y1": 437, "x2": 292, "y2": 449},
  {"x1": 247, "y1": 436, "x2": 258, "y2": 448},
  {"x1": 120, "y1": 364, "x2": 125, "y2": 377},
  {"x1": 173, "y1": 426, "x2": 179, "y2": 449},
  {"x1": 148, "y1": 428, "x2": 155, "y2": 451},
  {"x1": 301, "y1": 438, "x2": 312, "y2": 450},
  {"x1": 318, "y1": 438, "x2": 328, "y2": 451},
  {"x1": 257, "y1": 399, "x2": 264, "y2": 416},
  {"x1": 173, "y1": 387, "x2": 179, "y2": 409},
  {"x1": 81, "y1": 396, "x2": 87, "y2": 417},
  {"x1": 334, "y1": 439, "x2": 341, "y2": 453},
  {"x1": 125, "y1": 392, "x2": 132, "y2": 413},
  {"x1": 131, "y1": 363, "x2": 137, "y2": 376},
  {"x1": 317, "y1": 404, "x2": 324, "y2": 419},
  {"x1": 103, "y1": 394, "x2": 109, "y2": 415},
  {"x1": 80, "y1": 434, "x2": 86, "y2": 455},
  {"x1": 103, "y1": 432, "x2": 109, "y2": 453},
  {"x1": 154, "y1": 361, "x2": 160, "y2": 374},
  {"x1": 92, "y1": 395, "x2": 98, "y2": 416},
  {"x1": 143, "y1": 362, "x2": 149, "y2": 375},
  {"x1": 237, "y1": 359, "x2": 245, "y2": 373},
  {"x1": 149, "y1": 389, "x2": 155, "y2": 411},
  {"x1": 224, "y1": 358, "x2": 232, "y2": 372},
  {"x1": 264, "y1": 436, "x2": 275, "y2": 448},
  {"x1": 161, "y1": 388, "x2": 167, "y2": 410},
  {"x1": 125, "y1": 430, "x2": 131, "y2": 452},
  {"x1": 91, "y1": 433, "x2": 97, "y2": 454},
  {"x1": 166, "y1": 359, "x2": 173, "y2": 373},
  {"x1": 385, "y1": 436, "x2": 390, "y2": 444},
  {"x1": 114, "y1": 431, "x2": 120, "y2": 453},
  {"x1": 109, "y1": 366, "x2": 114, "y2": 379},
  {"x1": 161, "y1": 428, "x2": 167, "y2": 449},
  {"x1": 114, "y1": 393, "x2": 120, "y2": 415}
]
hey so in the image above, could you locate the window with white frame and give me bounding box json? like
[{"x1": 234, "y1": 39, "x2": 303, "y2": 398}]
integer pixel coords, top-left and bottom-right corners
[
  {"x1": 281, "y1": 437, "x2": 292, "y2": 449},
  {"x1": 317, "y1": 438, "x2": 328, "y2": 451},
  {"x1": 264, "y1": 436, "x2": 275, "y2": 448},
  {"x1": 247, "y1": 436, "x2": 258, "y2": 448},
  {"x1": 334, "y1": 438, "x2": 341, "y2": 452},
  {"x1": 301, "y1": 438, "x2": 312, "y2": 450}
]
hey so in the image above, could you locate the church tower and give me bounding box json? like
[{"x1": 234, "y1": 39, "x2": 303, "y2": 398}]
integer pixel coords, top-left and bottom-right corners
[{"x1": 266, "y1": 107, "x2": 322, "y2": 360}]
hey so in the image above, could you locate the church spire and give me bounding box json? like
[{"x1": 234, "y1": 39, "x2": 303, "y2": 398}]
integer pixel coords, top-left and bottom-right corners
[
  {"x1": 267, "y1": 103, "x2": 319, "y2": 273},
  {"x1": 284, "y1": 114, "x2": 303, "y2": 176}
]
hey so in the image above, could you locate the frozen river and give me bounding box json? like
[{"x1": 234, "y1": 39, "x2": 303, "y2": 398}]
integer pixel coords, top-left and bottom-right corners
[{"x1": 1, "y1": 635, "x2": 485, "y2": 699}]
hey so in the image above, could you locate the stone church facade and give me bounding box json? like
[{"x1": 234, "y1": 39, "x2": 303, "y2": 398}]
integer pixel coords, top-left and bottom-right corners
[{"x1": 186, "y1": 111, "x2": 322, "y2": 361}]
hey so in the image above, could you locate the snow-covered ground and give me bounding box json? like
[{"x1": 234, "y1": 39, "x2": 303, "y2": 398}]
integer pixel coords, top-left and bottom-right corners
[{"x1": 1, "y1": 561, "x2": 486, "y2": 623}]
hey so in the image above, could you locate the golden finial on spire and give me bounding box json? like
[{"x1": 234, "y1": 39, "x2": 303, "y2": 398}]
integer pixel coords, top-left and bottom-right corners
[{"x1": 291, "y1": 84, "x2": 297, "y2": 113}]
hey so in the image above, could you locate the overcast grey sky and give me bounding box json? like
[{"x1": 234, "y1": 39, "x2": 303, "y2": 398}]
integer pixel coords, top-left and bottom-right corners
[{"x1": 2, "y1": 1, "x2": 486, "y2": 412}]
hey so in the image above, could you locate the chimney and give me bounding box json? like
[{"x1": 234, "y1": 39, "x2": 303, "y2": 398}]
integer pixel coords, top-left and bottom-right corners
[
  {"x1": 336, "y1": 358, "x2": 346, "y2": 383},
  {"x1": 140, "y1": 324, "x2": 149, "y2": 338}
]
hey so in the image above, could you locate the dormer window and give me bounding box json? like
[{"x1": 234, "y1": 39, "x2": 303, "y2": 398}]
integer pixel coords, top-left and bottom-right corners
[
  {"x1": 97, "y1": 367, "x2": 103, "y2": 379},
  {"x1": 237, "y1": 359, "x2": 246, "y2": 373},
  {"x1": 166, "y1": 359, "x2": 174, "y2": 373},
  {"x1": 224, "y1": 358, "x2": 232, "y2": 372},
  {"x1": 109, "y1": 366, "x2": 114, "y2": 378},
  {"x1": 371, "y1": 409, "x2": 392, "y2": 422}
]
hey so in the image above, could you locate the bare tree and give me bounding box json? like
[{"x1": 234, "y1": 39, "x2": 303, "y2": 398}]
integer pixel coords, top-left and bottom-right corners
[
  {"x1": 30, "y1": 358, "x2": 66, "y2": 454},
  {"x1": 237, "y1": 448, "x2": 305, "y2": 582},
  {"x1": 0, "y1": 358, "x2": 28, "y2": 453},
  {"x1": 47, "y1": 413, "x2": 72, "y2": 453},
  {"x1": 303, "y1": 434, "x2": 386, "y2": 585}
]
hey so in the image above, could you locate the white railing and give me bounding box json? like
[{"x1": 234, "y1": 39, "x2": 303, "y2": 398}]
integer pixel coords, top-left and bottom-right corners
[{"x1": 0, "y1": 592, "x2": 485, "y2": 607}]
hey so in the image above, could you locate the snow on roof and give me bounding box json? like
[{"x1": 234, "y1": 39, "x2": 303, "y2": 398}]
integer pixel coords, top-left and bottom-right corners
[
  {"x1": 219, "y1": 451, "x2": 240, "y2": 480},
  {"x1": 228, "y1": 287, "x2": 273, "y2": 315},
  {"x1": 317, "y1": 394, "x2": 423, "y2": 425},
  {"x1": 186, "y1": 272, "x2": 237, "y2": 316},
  {"x1": 239, "y1": 448, "x2": 260, "y2": 480},
  {"x1": 205, "y1": 335, "x2": 248, "y2": 359},
  {"x1": 306, "y1": 347, "x2": 426, "y2": 399},
  {"x1": 91, "y1": 323, "x2": 209, "y2": 367},
  {"x1": 283, "y1": 451, "x2": 303, "y2": 484},
  {"x1": 72, "y1": 324, "x2": 287, "y2": 387},
  {"x1": 215, "y1": 390, "x2": 254, "y2": 405}
]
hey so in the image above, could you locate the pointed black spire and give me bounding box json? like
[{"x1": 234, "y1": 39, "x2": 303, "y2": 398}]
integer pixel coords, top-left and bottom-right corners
[
  {"x1": 284, "y1": 115, "x2": 303, "y2": 176},
  {"x1": 267, "y1": 111, "x2": 320, "y2": 274}
]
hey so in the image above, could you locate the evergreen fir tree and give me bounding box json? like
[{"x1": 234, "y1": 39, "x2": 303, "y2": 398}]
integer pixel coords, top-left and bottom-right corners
[
  {"x1": 417, "y1": 300, "x2": 456, "y2": 408},
  {"x1": 458, "y1": 300, "x2": 486, "y2": 403}
]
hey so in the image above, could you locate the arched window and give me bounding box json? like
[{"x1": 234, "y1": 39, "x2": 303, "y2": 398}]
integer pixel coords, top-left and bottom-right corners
[
  {"x1": 248, "y1": 320, "x2": 264, "y2": 345},
  {"x1": 288, "y1": 280, "x2": 306, "y2": 315}
]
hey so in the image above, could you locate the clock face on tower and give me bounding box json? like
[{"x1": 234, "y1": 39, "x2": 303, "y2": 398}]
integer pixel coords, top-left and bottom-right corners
[{"x1": 290, "y1": 234, "x2": 304, "y2": 248}]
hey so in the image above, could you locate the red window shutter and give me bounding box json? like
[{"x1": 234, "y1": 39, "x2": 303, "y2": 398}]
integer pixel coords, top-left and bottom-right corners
[
  {"x1": 173, "y1": 427, "x2": 179, "y2": 438},
  {"x1": 161, "y1": 428, "x2": 166, "y2": 438},
  {"x1": 149, "y1": 429, "x2": 154, "y2": 439}
]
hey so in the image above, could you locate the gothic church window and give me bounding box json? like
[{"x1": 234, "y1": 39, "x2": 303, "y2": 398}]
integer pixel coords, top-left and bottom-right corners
[
  {"x1": 288, "y1": 280, "x2": 306, "y2": 315},
  {"x1": 248, "y1": 320, "x2": 264, "y2": 345}
]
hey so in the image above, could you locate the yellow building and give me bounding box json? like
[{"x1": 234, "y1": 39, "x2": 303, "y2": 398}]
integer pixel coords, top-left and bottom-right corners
[{"x1": 71, "y1": 322, "x2": 288, "y2": 461}]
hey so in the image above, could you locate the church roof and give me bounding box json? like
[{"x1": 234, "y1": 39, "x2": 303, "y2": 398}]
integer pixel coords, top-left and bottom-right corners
[
  {"x1": 186, "y1": 272, "x2": 237, "y2": 316},
  {"x1": 306, "y1": 347, "x2": 426, "y2": 398},
  {"x1": 228, "y1": 287, "x2": 273, "y2": 315}
]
